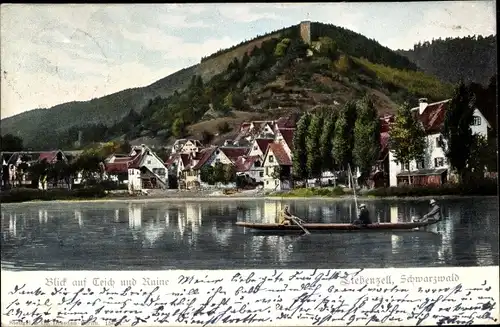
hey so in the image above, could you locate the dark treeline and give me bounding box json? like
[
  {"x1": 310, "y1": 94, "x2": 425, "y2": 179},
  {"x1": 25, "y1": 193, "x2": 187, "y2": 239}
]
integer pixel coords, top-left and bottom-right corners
[
  {"x1": 310, "y1": 22, "x2": 418, "y2": 71},
  {"x1": 399, "y1": 35, "x2": 497, "y2": 85}
]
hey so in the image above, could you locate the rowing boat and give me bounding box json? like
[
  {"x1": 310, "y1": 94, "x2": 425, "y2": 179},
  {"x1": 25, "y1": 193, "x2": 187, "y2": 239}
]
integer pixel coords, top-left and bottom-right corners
[{"x1": 235, "y1": 219, "x2": 440, "y2": 233}]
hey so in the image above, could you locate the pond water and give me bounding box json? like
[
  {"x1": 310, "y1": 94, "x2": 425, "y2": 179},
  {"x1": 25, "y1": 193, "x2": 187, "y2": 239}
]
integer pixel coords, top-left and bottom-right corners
[{"x1": 1, "y1": 197, "x2": 498, "y2": 270}]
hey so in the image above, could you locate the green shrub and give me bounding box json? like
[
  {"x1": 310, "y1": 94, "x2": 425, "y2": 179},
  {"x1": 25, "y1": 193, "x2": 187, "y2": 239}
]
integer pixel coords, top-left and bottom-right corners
[
  {"x1": 365, "y1": 180, "x2": 497, "y2": 197},
  {"x1": 282, "y1": 186, "x2": 348, "y2": 197},
  {"x1": 0, "y1": 186, "x2": 107, "y2": 203}
]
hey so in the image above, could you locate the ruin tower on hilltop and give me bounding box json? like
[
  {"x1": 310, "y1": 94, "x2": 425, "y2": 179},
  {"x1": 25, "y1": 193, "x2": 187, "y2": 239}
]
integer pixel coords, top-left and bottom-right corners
[{"x1": 300, "y1": 21, "x2": 311, "y2": 45}]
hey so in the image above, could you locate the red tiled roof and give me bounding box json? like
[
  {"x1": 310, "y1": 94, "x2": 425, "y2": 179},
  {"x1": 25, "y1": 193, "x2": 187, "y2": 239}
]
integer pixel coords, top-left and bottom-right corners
[
  {"x1": 220, "y1": 147, "x2": 249, "y2": 162},
  {"x1": 278, "y1": 128, "x2": 295, "y2": 151},
  {"x1": 255, "y1": 138, "x2": 274, "y2": 154},
  {"x1": 235, "y1": 155, "x2": 260, "y2": 172},
  {"x1": 39, "y1": 151, "x2": 62, "y2": 163},
  {"x1": 105, "y1": 152, "x2": 143, "y2": 173},
  {"x1": 192, "y1": 147, "x2": 217, "y2": 170},
  {"x1": 419, "y1": 101, "x2": 449, "y2": 134},
  {"x1": 105, "y1": 162, "x2": 129, "y2": 174},
  {"x1": 180, "y1": 154, "x2": 190, "y2": 167},
  {"x1": 128, "y1": 153, "x2": 144, "y2": 169},
  {"x1": 266, "y1": 143, "x2": 292, "y2": 166},
  {"x1": 164, "y1": 154, "x2": 179, "y2": 167}
]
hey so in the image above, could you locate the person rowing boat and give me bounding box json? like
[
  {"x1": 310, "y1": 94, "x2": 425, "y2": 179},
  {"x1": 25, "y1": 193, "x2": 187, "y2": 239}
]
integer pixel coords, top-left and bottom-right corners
[
  {"x1": 352, "y1": 204, "x2": 373, "y2": 226},
  {"x1": 278, "y1": 204, "x2": 310, "y2": 234},
  {"x1": 413, "y1": 199, "x2": 441, "y2": 222},
  {"x1": 279, "y1": 205, "x2": 305, "y2": 225}
]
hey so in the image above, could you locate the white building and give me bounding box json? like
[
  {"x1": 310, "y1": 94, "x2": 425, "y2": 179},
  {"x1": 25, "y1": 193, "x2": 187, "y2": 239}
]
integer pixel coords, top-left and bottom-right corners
[
  {"x1": 388, "y1": 98, "x2": 492, "y2": 186},
  {"x1": 262, "y1": 142, "x2": 293, "y2": 190},
  {"x1": 235, "y1": 155, "x2": 265, "y2": 183},
  {"x1": 105, "y1": 144, "x2": 168, "y2": 192},
  {"x1": 171, "y1": 139, "x2": 203, "y2": 155}
]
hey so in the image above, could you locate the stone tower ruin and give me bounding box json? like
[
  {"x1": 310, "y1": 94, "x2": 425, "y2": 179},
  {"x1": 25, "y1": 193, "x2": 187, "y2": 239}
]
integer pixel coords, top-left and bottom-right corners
[{"x1": 300, "y1": 21, "x2": 311, "y2": 45}]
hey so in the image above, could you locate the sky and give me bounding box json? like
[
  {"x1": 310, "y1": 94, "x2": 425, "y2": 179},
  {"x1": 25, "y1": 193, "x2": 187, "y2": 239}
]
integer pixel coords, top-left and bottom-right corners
[{"x1": 0, "y1": 2, "x2": 496, "y2": 119}]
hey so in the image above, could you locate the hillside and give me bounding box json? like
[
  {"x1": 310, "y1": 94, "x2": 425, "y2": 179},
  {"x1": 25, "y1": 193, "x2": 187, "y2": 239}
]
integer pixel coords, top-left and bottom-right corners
[
  {"x1": 398, "y1": 35, "x2": 497, "y2": 86},
  {"x1": 1, "y1": 21, "x2": 453, "y2": 150}
]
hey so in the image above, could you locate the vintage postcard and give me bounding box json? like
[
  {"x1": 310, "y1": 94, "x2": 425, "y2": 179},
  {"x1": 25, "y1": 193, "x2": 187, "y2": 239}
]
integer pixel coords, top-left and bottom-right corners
[{"x1": 1, "y1": 2, "x2": 498, "y2": 326}]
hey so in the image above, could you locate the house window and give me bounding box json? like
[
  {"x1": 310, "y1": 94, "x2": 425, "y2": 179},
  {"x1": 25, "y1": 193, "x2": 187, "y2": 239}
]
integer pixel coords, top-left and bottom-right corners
[
  {"x1": 434, "y1": 157, "x2": 444, "y2": 167},
  {"x1": 435, "y1": 136, "x2": 443, "y2": 148},
  {"x1": 404, "y1": 162, "x2": 410, "y2": 171},
  {"x1": 253, "y1": 146, "x2": 258, "y2": 150},
  {"x1": 215, "y1": 158, "x2": 220, "y2": 163},
  {"x1": 416, "y1": 160, "x2": 425, "y2": 169},
  {"x1": 269, "y1": 155, "x2": 274, "y2": 163},
  {"x1": 147, "y1": 160, "x2": 151, "y2": 165},
  {"x1": 254, "y1": 161, "x2": 261, "y2": 168},
  {"x1": 259, "y1": 172, "x2": 264, "y2": 177},
  {"x1": 472, "y1": 116, "x2": 481, "y2": 126},
  {"x1": 266, "y1": 181, "x2": 269, "y2": 185},
  {"x1": 265, "y1": 167, "x2": 269, "y2": 175}
]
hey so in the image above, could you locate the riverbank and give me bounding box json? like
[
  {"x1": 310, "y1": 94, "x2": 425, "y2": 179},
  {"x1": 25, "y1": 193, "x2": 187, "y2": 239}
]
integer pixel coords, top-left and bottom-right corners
[{"x1": 1, "y1": 183, "x2": 497, "y2": 205}]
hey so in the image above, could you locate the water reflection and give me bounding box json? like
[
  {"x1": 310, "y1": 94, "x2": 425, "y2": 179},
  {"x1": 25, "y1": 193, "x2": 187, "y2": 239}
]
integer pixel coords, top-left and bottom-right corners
[{"x1": 0, "y1": 198, "x2": 498, "y2": 270}]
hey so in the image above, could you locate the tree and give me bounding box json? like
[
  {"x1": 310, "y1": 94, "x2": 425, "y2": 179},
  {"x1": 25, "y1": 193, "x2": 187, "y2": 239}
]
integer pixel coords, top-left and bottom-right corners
[
  {"x1": 305, "y1": 113, "x2": 323, "y2": 180},
  {"x1": 388, "y1": 102, "x2": 426, "y2": 184},
  {"x1": 467, "y1": 134, "x2": 496, "y2": 178},
  {"x1": 292, "y1": 113, "x2": 311, "y2": 182},
  {"x1": 1, "y1": 134, "x2": 24, "y2": 152},
  {"x1": 332, "y1": 101, "x2": 357, "y2": 170},
  {"x1": 200, "y1": 166, "x2": 215, "y2": 185},
  {"x1": 318, "y1": 36, "x2": 338, "y2": 58},
  {"x1": 200, "y1": 130, "x2": 214, "y2": 145},
  {"x1": 217, "y1": 122, "x2": 232, "y2": 134},
  {"x1": 212, "y1": 162, "x2": 225, "y2": 185},
  {"x1": 223, "y1": 164, "x2": 236, "y2": 184},
  {"x1": 353, "y1": 96, "x2": 381, "y2": 186},
  {"x1": 270, "y1": 166, "x2": 282, "y2": 180},
  {"x1": 119, "y1": 141, "x2": 132, "y2": 154},
  {"x1": 319, "y1": 111, "x2": 338, "y2": 174},
  {"x1": 442, "y1": 81, "x2": 476, "y2": 183},
  {"x1": 172, "y1": 118, "x2": 186, "y2": 138}
]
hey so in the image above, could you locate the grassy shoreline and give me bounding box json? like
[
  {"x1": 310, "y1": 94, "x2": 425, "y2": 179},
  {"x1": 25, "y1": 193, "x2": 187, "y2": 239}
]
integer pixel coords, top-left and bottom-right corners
[{"x1": 0, "y1": 184, "x2": 497, "y2": 205}]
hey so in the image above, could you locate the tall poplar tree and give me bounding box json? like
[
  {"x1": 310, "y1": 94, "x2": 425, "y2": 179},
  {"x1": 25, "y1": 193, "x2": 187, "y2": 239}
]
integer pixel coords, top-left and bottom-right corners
[
  {"x1": 319, "y1": 111, "x2": 338, "y2": 173},
  {"x1": 442, "y1": 81, "x2": 476, "y2": 183},
  {"x1": 306, "y1": 113, "x2": 324, "y2": 180},
  {"x1": 332, "y1": 101, "x2": 357, "y2": 170},
  {"x1": 389, "y1": 102, "x2": 427, "y2": 184},
  {"x1": 292, "y1": 113, "x2": 311, "y2": 182},
  {"x1": 353, "y1": 96, "x2": 381, "y2": 186}
]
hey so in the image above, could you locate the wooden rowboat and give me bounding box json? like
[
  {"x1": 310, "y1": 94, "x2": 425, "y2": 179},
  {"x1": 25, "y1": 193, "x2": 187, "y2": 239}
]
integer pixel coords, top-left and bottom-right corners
[{"x1": 235, "y1": 219, "x2": 440, "y2": 233}]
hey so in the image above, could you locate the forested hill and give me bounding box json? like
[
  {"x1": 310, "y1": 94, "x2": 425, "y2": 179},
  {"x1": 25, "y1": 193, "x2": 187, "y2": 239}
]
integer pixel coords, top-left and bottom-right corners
[
  {"x1": 2, "y1": 21, "x2": 448, "y2": 151},
  {"x1": 398, "y1": 35, "x2": 497, "y2": 86}
]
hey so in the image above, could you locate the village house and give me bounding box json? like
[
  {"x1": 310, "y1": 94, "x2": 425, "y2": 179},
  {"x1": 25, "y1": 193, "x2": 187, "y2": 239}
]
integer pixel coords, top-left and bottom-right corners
[
  {"x1": 234, "y1": 155, "x2": 264, "y2": 184},
  {"x1": 164, "y1": 153, "x2": 191, "y2": 181},
  {"x1": 388, "y1": 98, "x2": 492, "y2": 186},
  {"x1": 171, "y1": 139, "x2": 203, "y2": 155},
  {"x1": 105, "y1": 144, "x2": 168, "y2": 192},
  {"x1": 247, "y1": 138, "x2": 274, "y2": 159},
  {"x1": 0, "y1": 150, "x2": 71, "y2": 189},
  {"x1": 181, "y1": 146, "x2": 249, "y2": 189},
  {"x1": 262, "y1": 142, "x2": 293, "y2": 190}
]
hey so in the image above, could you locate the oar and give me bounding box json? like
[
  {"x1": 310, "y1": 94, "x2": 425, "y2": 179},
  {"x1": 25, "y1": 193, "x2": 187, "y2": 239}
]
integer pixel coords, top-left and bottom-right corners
[{"x1": 290, "y1": 215, "x2": 311, "y2": 235}]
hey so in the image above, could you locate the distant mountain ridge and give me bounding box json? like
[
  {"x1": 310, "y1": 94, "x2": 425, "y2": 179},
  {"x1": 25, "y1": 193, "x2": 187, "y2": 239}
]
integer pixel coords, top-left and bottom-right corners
[{"x1": 2, "y1": 21, "x2": 453, "y2": 150}]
